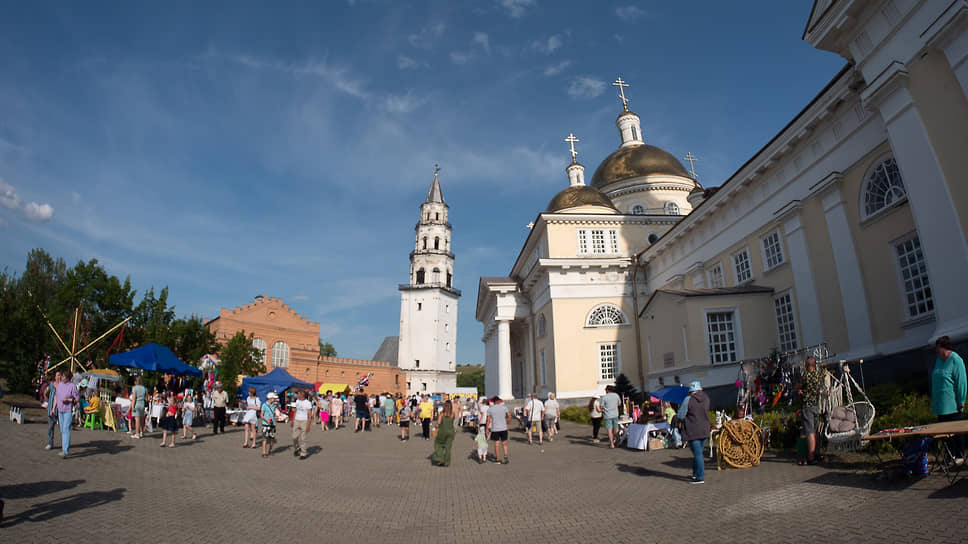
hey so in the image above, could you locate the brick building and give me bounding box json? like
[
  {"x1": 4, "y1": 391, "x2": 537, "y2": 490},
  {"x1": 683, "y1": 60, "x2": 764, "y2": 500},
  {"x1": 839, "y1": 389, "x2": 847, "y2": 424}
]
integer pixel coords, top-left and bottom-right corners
[{"x1": 207, "y1": 296, "x2": 402, "y2": 392}]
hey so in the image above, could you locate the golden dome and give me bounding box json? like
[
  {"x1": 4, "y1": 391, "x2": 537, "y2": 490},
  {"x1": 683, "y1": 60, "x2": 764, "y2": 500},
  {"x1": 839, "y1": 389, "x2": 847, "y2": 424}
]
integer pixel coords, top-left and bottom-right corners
[
  {"x1": 590, "y1": 143, "x2": 692, "y2": 189},
  {"x1": 546, "y1": 186, "x2": 618, "y2": 213}
]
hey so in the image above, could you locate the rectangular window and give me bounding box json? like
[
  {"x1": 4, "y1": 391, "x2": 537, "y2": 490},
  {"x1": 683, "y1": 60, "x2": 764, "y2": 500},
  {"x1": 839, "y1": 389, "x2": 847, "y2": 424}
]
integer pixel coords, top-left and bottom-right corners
[
  {"x1": 732, "y1": 248, "x2": 752, "y2": 284},
  {"x1": 417, "y1": 302, "x2": 422, "y2": 311},
  {"x1": 773, "y1": 292, "x2": 798, "y2": 352},
  {"x1": 539, "y1": 350, "x2": 547, "y2": 386},
  {"x1": 895, "y1": 235, "x2": 934, "y2": 318},
  {"x1": 578, "y1": 229, "x2": 619, "y2": 255},
  {"x1": 706, "y1": 311, "x2": 737, "y2": 364},
  {"x1": 599, "y1": 342, "x2": 619, "y2": 381},
  {"x1": 415, "y1": 360, "x2": 420, "y2": 368},
  {"x1": 761, "y1": 231, "x2": 785, "y2": 270},
  {"x1": 707, "y1": 262, "x2": 725, "y2": 288}
]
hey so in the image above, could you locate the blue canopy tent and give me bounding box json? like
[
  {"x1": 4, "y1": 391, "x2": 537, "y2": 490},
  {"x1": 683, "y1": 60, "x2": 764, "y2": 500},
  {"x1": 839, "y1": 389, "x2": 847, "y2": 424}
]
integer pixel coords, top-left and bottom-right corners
[
  {"x1": 109, "y1": 343, "x2": 203, "y2": 377},
  {"x1": 651, "y1": 385, "x2": 690, "y2": 404},
  {"x1": 239, "y1": 368, "x2": 314, "y2": 402}
]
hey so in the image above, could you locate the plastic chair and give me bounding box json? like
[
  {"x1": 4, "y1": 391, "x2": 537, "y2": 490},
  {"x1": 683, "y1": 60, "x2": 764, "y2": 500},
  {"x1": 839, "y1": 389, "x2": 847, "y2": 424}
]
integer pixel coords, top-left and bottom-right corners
[{"x1": 83, "y1": 411, "x2": 103, "y2": 430}]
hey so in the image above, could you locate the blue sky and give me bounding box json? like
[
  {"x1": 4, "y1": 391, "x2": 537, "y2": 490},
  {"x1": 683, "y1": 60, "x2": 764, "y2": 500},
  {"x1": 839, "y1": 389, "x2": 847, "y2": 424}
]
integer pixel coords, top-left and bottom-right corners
[{"x1": 0, "y1": 1, "x2": 844, "y2": 364}]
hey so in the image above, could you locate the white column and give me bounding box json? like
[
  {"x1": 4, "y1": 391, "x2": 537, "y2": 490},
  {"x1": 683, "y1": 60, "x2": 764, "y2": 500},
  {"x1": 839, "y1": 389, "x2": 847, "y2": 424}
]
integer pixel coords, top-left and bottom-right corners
[
  {"x1": 777, "y1": 203, "x2": 824, "y2": 346},
  {"x1": 524, "y1": 319, "x2": 535, "y2": 395},
  {"x1": 483, "y1": 326, "x2": 499, "y2": 398},
  {"x1": 815, "y1": 177, "x2": 875, "y2": 356},
  {"x1": 863, "y1": 65, "x2": 968, "y2": 341},
  {"x1": 497, "y1": 319, "x2": 513, "y2": 399},
  {"x1": 922, "y1": 2, "x2": 968, "y2": 100}
]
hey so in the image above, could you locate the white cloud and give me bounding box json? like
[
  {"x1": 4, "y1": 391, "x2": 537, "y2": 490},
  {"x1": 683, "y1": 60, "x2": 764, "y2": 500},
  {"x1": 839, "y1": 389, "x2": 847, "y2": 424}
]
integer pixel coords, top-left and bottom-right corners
[
  {"x1": 449, "y1": 51, "x2": 470, "y2": 65},
  {"x1": 532, "y1": 34, "x2": 563, "y2": 55},
  {"x1": 289, "y1": 295, "x2": 309, "y2": 302},
  {"x1": 0, "y1": 178, "x2": 20, "y2": 209},
  {"x1": 229, "y1": 54, "x2": 369, "y2": 99},
  {"x1": 397, "y1": 55, "x2": 420, "y2": 69},
  {"x1": 543, "y1": 60, "x2": 571, "y2": 76},
  {"x1": 567, "y1": 76, "x2": 607, "y2": 98},
  {"x1": 408, "y1": 22, "x2": 446, "y2": 49},
  {"x1": 473, "y1": 32, "x2": 491, "y2": 54},
  {"x1": 499, "y1": 0, "x2": 536, "y2": 18},
  {"x1": 383, "y1": 92, "x2": 425, "y2": 114},
  {"x1": 615, "y1": 5, "x2": 646, "y2": 21},
  {"x1": 23, "y1": 202, "x2": 54, "y2": 222}
]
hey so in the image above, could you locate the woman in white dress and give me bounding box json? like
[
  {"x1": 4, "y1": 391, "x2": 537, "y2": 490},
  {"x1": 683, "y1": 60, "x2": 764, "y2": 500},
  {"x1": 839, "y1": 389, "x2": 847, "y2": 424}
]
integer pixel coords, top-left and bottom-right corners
[{"x1": 242, "y1": 387, "x2": 260, "y2": 448}]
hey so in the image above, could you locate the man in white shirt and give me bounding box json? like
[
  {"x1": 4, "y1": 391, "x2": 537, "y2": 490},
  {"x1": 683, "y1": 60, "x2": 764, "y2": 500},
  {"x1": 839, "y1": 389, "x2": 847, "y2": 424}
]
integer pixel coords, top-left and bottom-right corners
[
  {"x1": 290, "y1": 389, "x2": 313, "y2": 459},
  {"x1": 543, "y1": 393, "x2": 561, "y2": 442},
  {"x1": 524, "y1": 393, "x2": 545, "y2": 446}
]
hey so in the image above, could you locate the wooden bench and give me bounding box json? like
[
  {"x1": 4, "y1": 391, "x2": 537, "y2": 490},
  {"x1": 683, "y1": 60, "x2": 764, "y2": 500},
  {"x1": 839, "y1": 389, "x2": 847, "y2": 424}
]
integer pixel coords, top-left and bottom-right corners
[{"x1": 4, "y1": 400, "x2": 45, "y2": 424}]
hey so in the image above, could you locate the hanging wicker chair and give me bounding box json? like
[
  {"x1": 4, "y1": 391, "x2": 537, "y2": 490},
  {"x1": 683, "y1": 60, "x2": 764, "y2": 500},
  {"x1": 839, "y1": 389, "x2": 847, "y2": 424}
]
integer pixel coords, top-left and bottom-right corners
[{"x1": 822, "y1": 361, "x2": 875, "y2": 451}]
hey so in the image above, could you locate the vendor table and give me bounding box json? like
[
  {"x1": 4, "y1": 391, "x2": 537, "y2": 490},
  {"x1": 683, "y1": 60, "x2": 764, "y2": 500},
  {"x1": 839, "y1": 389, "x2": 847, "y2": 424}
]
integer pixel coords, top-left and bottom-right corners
[
  {"x1": 227, "y1": 409, "x2": 243, "y2": 424},
  {"x1": 626, "y1": 422, "x2": 670, "y2": 450},
  {"x1": 865, "y1": 420, "x2": 968, "y2": 484}
]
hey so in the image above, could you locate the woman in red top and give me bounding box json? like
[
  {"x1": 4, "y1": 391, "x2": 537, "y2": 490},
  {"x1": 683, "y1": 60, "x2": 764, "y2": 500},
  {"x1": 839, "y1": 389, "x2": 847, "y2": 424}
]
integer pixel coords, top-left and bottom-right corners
[{"x1": 160, "y1": 391, "x2": 178, "y2": 448}]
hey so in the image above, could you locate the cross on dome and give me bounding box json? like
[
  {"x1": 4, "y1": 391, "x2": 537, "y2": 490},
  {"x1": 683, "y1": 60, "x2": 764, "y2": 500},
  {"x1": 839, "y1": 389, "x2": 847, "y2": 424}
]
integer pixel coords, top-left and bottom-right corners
[
  {"x1": 683, "y1": 152, "x2": 699, "y2": 179},
  {"x1": 565, "y1": 133, "x2": 580, "y2": 163},
  {"x1": 612, "y1": 77, "x2": 631, "y2": 111},
  {"x1": 434, "y1": 163, "x2": 441, "y2": 176}
]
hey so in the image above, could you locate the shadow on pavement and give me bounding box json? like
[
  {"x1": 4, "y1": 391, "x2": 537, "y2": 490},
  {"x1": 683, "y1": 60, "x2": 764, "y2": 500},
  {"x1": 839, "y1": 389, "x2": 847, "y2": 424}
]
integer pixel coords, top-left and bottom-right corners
[
  {"x1": 0, "y1": 480, "x2": 85, "y2": 500},
  {"x1": 2, "y1": 488, "x2": 126, "y2": 527},
  {"x1": 928, "y1": 478, "x2": 968, "y2": 498},
  {"x1": 305, "y1": 446, "x2": 322, "y2": 458},
  {"x1": 616, "y1": 463, "x2": 686, "y2": 482},
  {"x1": 804, "y1": 471, "x2": 920, "y2": 491},
  {"x1": 65, "y1": 440, "x2": 133, "y2": 458}
]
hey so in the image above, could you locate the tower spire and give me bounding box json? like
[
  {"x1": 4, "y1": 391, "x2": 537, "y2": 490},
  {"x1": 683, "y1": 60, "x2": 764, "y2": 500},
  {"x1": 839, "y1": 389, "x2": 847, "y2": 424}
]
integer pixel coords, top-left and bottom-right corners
[
  {"x1": 612, "y1": 76, "x2": 643, "y2": 147},
  {"x1": 425, "y1": 164, "x2": 445, "y2": 204},
  {"x1": 564, "y1": 132, "x2": 585, "y2": 187}
]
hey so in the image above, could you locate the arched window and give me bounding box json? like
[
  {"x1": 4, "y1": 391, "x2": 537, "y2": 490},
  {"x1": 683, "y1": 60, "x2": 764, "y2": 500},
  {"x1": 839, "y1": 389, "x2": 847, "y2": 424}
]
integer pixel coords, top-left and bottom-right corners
[
  {"x1": 432, "y1": 268, "x2": 441, "y2": 283},
  {"x1": 537, "y1": 313, "x2": 546, "y2": 337},
  {"x1": 862, "y1": 156, "x2": 906, "y2": 220},
  {"x1": 435, "y1": 212, "x2": 440, "y2": 221},
  {"x1": 664, "y1": 201, "x2": 680, "y2": 215},
  {"x1": 271, "y1": 341, "x2": 289, "y2": 368},
  {"x1": 434, "y1": 236, "x2": 440, "y2": 250},
  {"x1": 586, "y1": 304, "x2": 627, "y2": 327},
  {"x1": 422, "y1": 237, "x2": 427, "y2": 250},
  {"x1": 252, "y1": 338, "x2": 266, "y2": 361},
  {"x1": 416, "y1": 268, "x2": 425, "y2": 284},
  {"x1": 446, "y1": 270, "x2": 452, "y2": 287},
  {"x1": 648, "y1": 233, "x2": 659, "y2": 244},
  {"x1": 631, "y1": 204, "x2": 645, "y2": 215}
]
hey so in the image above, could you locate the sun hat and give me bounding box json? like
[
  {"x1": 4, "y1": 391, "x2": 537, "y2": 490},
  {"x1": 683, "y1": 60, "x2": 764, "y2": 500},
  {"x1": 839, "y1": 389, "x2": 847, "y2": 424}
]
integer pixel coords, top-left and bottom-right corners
[
  {"x1": 688, "y1": 381, "x2": 702, "y2": 392},
  {"x1": 267, "y1": 392, "x2": 278, "y2": 400}
]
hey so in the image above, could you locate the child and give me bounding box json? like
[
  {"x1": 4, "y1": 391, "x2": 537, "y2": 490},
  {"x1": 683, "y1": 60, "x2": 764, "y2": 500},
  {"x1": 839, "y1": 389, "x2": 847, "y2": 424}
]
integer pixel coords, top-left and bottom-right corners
[
  {"x1": 160, "y1": 392, "x2": 177, "y2": 448},
  {"x1": 181, "y1": 392, "x2": 197, "y2": 440},
  {"x1": 260, "y1": 392, "x2": 279, "y2": 458},
  {"x1": 398, "y1": 401, "x2": 412, "y2": 441},
  {"x1": 475, "y1": 424, "x2": 488, "y2": 463}
]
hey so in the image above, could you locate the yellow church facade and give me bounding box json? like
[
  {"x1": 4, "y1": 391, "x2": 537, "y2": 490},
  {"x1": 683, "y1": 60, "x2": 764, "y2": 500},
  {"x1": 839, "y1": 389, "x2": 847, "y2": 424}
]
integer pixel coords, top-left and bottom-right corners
[{"x1": 477, "y1": 0, "x2": 968, "y2": 402}]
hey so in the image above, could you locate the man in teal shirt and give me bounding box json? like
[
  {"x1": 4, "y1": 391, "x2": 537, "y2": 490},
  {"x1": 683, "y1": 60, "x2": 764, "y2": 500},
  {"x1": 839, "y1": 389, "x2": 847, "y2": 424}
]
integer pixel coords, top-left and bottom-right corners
[{"x1": 932, "y1": 336, "x2": 966, "y2": 463}]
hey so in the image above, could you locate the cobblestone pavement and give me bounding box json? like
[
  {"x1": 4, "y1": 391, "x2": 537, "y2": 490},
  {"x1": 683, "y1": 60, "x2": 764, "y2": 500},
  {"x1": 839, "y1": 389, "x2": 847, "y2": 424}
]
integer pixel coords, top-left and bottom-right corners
[{"x1": 1, "y1": 417, "x2": 965, "y2": 543}]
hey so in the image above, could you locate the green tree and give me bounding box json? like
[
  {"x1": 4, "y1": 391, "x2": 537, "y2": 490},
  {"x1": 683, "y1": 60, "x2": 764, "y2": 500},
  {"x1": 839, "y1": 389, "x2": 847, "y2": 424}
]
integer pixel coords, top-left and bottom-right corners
[
  {"x1": 614, "y1": 373, "x2": 642, "y2": 404},
  {"x1": 170, "y1": 316, "x2": 218, "y2": 365},
  {"x1": 219, "y1": 331, "x2": 265, "y2": 398},
  {"x1": 457, "y1": 365, "x2": 485, "y2": 395},
  {"x1": 318, "y1": 340, "x2": 337, "y2": 358}
]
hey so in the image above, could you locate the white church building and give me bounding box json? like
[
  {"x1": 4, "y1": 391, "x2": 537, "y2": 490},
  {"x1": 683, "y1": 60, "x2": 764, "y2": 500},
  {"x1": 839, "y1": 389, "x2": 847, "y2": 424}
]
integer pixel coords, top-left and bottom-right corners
[
  {"x1": 397, "y1": 168, "x2": 460, "y2": 394},
  {"x1": 477, "y1": 0, "x2": 968, "y2": 402}
]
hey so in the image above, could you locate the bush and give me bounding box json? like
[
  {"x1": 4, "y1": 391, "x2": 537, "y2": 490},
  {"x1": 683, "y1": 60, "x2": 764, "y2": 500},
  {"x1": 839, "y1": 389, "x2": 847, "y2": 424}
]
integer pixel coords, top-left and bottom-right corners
[
  {"x1": 561, "y1": 405, "x2": 591, "y2": 425},
  {"x1": 871, "y1": 393, "x2": 934, "y2": 433},
  {"x1": 753, "y1": 411, "x2": 800, "y2": 450}
]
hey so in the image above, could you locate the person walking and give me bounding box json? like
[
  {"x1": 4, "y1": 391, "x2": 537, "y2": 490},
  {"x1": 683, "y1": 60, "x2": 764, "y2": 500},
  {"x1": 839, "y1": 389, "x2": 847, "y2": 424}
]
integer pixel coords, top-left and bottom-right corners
[
  {"x1": 159, "y1": 392, "x2": 178, "y2": 448},
  {"x1": 330, "y1": 393, "x2": 343, "y2": 429},
  {"x1": 354, "y1": 389, "x2": 369, "y2": 432},
  {"x1": 383, "y1": 393, "x2": 395, "y2": 426},
  {"x1": 663, "y1": 401, "x2": 681, "y2": 448},
  {"x1": 931, "y1": 336, "x2": 966, "y2": 464},
  {"x1": 588, "y1": 395, "x2": 603, "y2": 443},
  {"x1": 242, "y1": 387, "x2": 260, "y2": 448},
  {"x1": 260, "y1": 392, "x2": 279, "y2": 457},
  {"x1": 318, "y1": 392, "x2": 331, "y2": 431},
  {"x1": 796, "y1": 356, "x2": 824, "y2": 465},
  {"x1": 291, "y1": 389, "x2": 312, "y2": 459},
  {"x1": 524, "y1": 393, "x2": 545, "y2": 446},
  {"x1": 419, "y1": 395, "x2": 435, "y2": 440},
  {"x1": 474, "y1": 424, "x2": 488, "y2": 464},
  {"x1": 44, "y1": 371, "x2": 62, "y2": 450},
  {"x1": 486, "y1": 396, "x2": 510, "y2": 464},
  {"x1": 181, "y1": 392, "x2": 197, "y2": 440},
  {"x1": 600, "y1": 385, "x2": 621, "y2": 449},
  {"x1": 130, "y1": 376, "x2": 147, "y2": 439},
  {"x1": 52, "y1": 370, "x2": 79, "y2": 458},
  {"x1": 211, "y1": 382, "x2": 228, "y2": 435},
  {"x1": 398, "y1": 400, "x2": 413, "y2": 441},
  {"x1": 431, "y1": 401, "x2": 456, "y2": 466},
  {"x1": 544, "y1": 393, "x2": 561, "y2": 442},
  {"x1": 677, "y1": 381, "x2": 710, "y2": 484}
]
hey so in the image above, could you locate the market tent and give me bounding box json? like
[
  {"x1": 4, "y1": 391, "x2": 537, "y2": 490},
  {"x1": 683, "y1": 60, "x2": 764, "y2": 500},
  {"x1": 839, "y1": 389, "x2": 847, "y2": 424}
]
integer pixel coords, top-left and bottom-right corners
[
  {"x1": 109, "y1": 343, "x2": 203, "y2": 377},
  {"x1": 240, "y1": 368, "x2": 314, "y2": 401},
  {"x1": 315, "y1": 382, "x2": 351, "y2": 395},
  {"x1": 651, "y1": 385, "x2": 690, "y2": 404}
]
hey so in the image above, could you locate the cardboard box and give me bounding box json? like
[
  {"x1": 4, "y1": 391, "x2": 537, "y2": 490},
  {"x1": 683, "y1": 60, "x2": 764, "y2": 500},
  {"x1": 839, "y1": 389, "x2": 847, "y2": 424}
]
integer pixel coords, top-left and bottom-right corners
[{"x1": 649, "y1": 438, "x2": 665, "y2": 451}]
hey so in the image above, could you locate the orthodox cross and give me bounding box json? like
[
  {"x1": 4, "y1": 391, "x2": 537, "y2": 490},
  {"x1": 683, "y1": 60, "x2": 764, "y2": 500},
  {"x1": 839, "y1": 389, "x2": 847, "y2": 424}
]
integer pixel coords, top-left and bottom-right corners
[
  {"x1": 683, "y1": 152, "x2": 699, "y2": 179},
  {"x1": 564, "y1": 133, "x2": 580, "y2": 162},
  {"x1": 526, "y1": 221, "x2": 535, "y2": 230},
  {"x1": 612, "y1": 77, "x2": 631, "y2": 111},
  {"x1": 434, "y1": 163, "x2": 441, "y2": 176}
]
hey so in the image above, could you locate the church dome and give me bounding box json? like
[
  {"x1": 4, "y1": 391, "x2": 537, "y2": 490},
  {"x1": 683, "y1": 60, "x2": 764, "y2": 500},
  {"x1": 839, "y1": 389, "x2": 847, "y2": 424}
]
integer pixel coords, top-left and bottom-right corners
[
  {"x1": 546, "y1": 186, "x2": 618, "y2": 213},
  {"x1": 590, "y1": 143, "x2": 692, "y2": 189}
]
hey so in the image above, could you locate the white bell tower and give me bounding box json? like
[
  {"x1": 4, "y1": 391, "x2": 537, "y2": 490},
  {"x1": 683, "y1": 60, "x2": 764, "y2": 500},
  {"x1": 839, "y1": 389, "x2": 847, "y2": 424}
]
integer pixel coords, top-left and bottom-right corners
[{"x1": 397, "y1": 165, "x2": 460, "y2": 394}]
